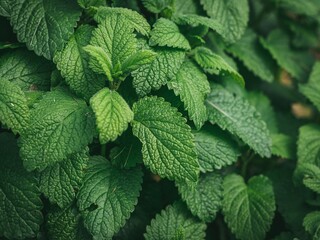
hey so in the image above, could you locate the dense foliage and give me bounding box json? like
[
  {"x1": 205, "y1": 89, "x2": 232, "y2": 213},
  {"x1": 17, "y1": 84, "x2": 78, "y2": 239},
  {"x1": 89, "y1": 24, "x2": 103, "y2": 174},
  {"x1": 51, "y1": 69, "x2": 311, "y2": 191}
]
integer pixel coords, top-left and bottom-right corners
[{"x1": 0, "y1": 0, "x2": 320, "y2": 239}]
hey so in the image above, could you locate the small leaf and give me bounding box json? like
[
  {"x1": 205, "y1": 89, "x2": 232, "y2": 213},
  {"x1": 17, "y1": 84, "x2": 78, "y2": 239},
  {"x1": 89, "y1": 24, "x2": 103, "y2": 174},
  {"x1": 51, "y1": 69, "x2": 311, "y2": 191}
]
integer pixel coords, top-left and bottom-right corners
[
  {"x1": 132, "y1": 96, "x2": 199, "y2": 182},
  {"x1": 303, "y1": 211, "x2": 320, "y2": 239},
  {"x1": 297, "y1": 124, "x2": 320, "y2": 165},
  {"x1": 141, "y1": 0, "x2": 173, "y2": 13},
  {"x1": 271, "y1": 133, "x2": 295, "y2": 159},
  {"x1": 295, "y1": 163, "x2": 320, "y2": 194},
  {"x1": 77, "y1": 156, "x2": 143, "y2": 239},
  {"x1": 223, "y1": 174, "x2": 276, "y2": 240},
  {"x1": 121, "y1": 50, "x2": 157, "y2": 74},
  {"x1": 90, "y1": 88, "x2": 134, "y2": 144}
]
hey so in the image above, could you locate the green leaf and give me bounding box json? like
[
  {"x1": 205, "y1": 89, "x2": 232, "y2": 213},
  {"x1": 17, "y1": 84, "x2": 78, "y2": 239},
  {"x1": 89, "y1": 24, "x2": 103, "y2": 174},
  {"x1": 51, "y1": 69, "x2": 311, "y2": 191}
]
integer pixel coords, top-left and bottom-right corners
[
  {"x1": 278, "y1": 0, "x2": 320, "y2": 19},
  {"x1": 39, "y1": 150, "x2": 89, "y2": 208},
  {"x1": 300, "y1": 62, "x2": 320, "y2": 112},
  {"x1": 121, "y1": 50, "x2": 157, "y2": 74},
  {"x1": 77, "y1": 156, "x2": 143, "y2": 239},
  {"x1": 303, "y1": 211, "x2": 320, "y2": 239},
  {"x1": 0, "y1": 0, "x2": 11, "y2": 17},
  {"x1": 295, "y1": 163, "x2": 320, "y2": 194},
  {"x1": 174, "y1": 0, "x2": 202, "y2": 15},
  {"x1": 144, "y1": 202, "x2": 206, "y2": 240},
  {"x1": 132, "y1": 96, "x2": 199, "y2": 182},
  {"x1": 132, "y1": 48, "x2": 185, "y2": 96},
  {"x1": 141, "y1": 0, "x2": 173, "y2": 13},
  {"x1": 10, "y1": 0, "x2": 81, "y2": 59},
  {"x1": 297, "y1": 124, "x2": 320, "y2": 165},
  {"x1": 94, "y1": 7, "x2": 150, "y2": 36},
  {"x1": 0, "y1": 49, "x2": 53, "y2": 91},
  {"x1": 260, "y1": 29, "x2": 313, "y2": 80},
  {"x1": 90, "y1": 88, "x2": 134, "y2": 144},
  {"x1": 194, "y1": 126, "x2": 240, "y2": 172},
  {"x1": 0, "y1": 79, "x2": 29, "y2": 134},
  {"x1": 150, "y1": 18, "x2": 190, "y2": 50},
  {"x1": 194, "y1": 47, "x2": 245, "y2": 87},
  {"x1": 227, "y1": 29, "x2": 275, "y2": 82},
  {"x1": 176, "y1": 172, "x2": 223, "y2": 222},
  {"x1": 200, "y1": 0, "x2": 249, "y2": 43},
  {"x1": 0, "y1": 133, "x2": 42, "y2": 239},
  {"x1": 167, "y1": 60, "x2": 210, "y2": 129},
  {"x1": 206, "y1": 84, "x2": 272, "y2": 158},
  {"x1": 54, "y1": 25, "x2": 105, "y2": 100},
  {"x1": 271, "y1": 134, "x2": 295, "y2": 159},
  {"x1": 20, "y1": 89, "x2": 96, "y2": 171},
  {"x1": 223, "y1": 174, "x2": 276, "y2": 240},
  {"x1": 47, "y1": 206, "x2": 91, "y2": 240}
]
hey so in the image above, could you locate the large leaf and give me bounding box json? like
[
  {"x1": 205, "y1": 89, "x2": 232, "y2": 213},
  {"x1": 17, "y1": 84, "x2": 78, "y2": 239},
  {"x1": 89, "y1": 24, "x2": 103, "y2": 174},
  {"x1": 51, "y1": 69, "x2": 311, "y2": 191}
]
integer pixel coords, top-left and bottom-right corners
[
  {"x1": 144, "y1": 202, "x2": 206, "y2": 240},
  {"x1": 0, "y1": 133, "x2": 42, "y2": 239},
  {"x1": 10, "y1": 0, "x2": 81, "y2": 59},
  {"x1": 77, "y1": 156, "x2": 143, "y2": 239},
  {"x1": 90, "y1": 88, "x2": 133, "y2": 144},
  {"x1": 20, "y1": 89, "x2": 96, "y2": 171},
  {"x1": 54, "y1": 25, "x2": 105, "y2": 100},
  {"x1": 223, "y1": 174, "x2": 276, "y2": 240},
  {"x1": 176, "y1": 172, "x2": 223, "y2": 222},
  {"x1": 206, "y1": 84, "x2": 272, "y2": 158},
  {"x1": 297, "y1": 124, "x2": 320, "y2": 165},
  {"x1": 200, "y1": 0, "x2": 249, "y2": 43},
  {"x1": 167, "y1": 60, "x2": 210, "y2": 129},
  {"x1": 132, "y1": 96, "x2": 199, "y2": 182},
  {"x1": 0, "y1": 79, "x2": 29, "y2": 134}
]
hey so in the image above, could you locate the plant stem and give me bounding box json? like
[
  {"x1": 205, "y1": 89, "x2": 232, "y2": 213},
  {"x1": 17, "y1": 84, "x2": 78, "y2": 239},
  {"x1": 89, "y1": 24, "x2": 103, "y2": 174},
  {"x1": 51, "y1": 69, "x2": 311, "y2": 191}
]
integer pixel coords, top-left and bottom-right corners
[{"x1": 241, "y1": 150, "x2": 254, "y2": 178}]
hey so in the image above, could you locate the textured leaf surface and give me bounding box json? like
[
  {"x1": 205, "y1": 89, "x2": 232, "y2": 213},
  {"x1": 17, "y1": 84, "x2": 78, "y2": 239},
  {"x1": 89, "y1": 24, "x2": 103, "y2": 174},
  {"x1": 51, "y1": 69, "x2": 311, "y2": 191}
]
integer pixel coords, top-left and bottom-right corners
[
  {"x1": 39, "y1": 150, "x2": 89, "y2": 208},
  {"x1": 271, "y1": 134, "x2": 295, "y2": 159},
  {"x1": 95, "y1": 7, "x2": 150, "y2": 36},
  {"x1": 142, "y1": 0, "x2": 173, "y2": 13},
  {"x1": 0, "y1": 80, "x2": 29, "y2": 134},
  {"x1": 295, "y1": 163, "x2": 320, "y2": 194},
  {"x1": 177, "y1": 173, "x2": 223, "y2": 222},
  {"x1": 10, "y1": 0, "x2": 81, "y2": 59},
  {"x1": 227, "y1": 29, "x2": 275, "y2": 82},
  {"x1": 297, "y1": 124, "x2": 320, "y2": 165},
  {"x1": 150, "y1": 18, "x2": 190, "y2": 50},
  {"x1": 144, "y1": 202, "x2": 206, "y2": 240},
  {"x1": 20, "y1": 89, "x2": 96, "y2": 171},
  {"x1": 194, "y1": 47, "x2": 244, "y2": 87},
  {"x1": 0, "y1": 0, "x2": 10, "y2": 16},
  {"x1": 223, "y1": 174, "x2": 276, "y2": 240},
  {"x1": 303, "y1": 211, "x2": 320, "y2": 239},
  {"x1": 47, "y1": 206, "x2": 90, "y2": 240},
  {"x1": 121, "y1": 50, "x2": 157, "y2": 74},
  {"x1": 77, "y1": 156, "x2": 143, "y2": 239},
  {"x1": 0, "y1": 49, "x2": 53, "y2": 91},
  {"x1": 54, "y1": 25, "x2": 104, "y2": 100},
  {"x1": 132, "y1": 97, "x2": 199, "y2": 182},
  {"x1": 132, "y1": 48, "x2": 185, "y2": 96},
  {"x1": 300, "y1": 62, "x2": 320, "y2": 112},
  {"x1": 90, "y1": 88, "x2": 133, "y2": 144},
  {"x1": 206, "y1": 84, "x2": 272, "y2": 157},
  {"x1": 194, "y1": 126, "x2": 240, "y2": 172},
  {"x1": 0, "y1": 133, "x2": 42, "y2": 239},
  {"x1": 200, "y1": 0, "x2": 249, "y2": 43},
  {"x1": 174, "y1": 0, "x2": 201, "y2": 14},
  {"x1": 168, "y1": 60, "x2": 210, "y2": 129}
]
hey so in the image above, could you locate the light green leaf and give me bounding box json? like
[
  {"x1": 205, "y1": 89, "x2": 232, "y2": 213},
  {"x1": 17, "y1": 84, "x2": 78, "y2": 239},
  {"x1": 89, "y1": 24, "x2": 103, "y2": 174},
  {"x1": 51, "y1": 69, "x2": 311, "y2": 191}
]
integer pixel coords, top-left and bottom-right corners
[
  {"x1": 303, "y1": 211, "x2": 320, "y2": 239},
  {"x1": 271, "y1": 133, "x2": 295, "y2": 159},
  {"x1": 206, "y1": 84, "x2": 272, "y2": 158},
  {"x1": 174, "y1": 0, "x2": 202, "y2": 15},
  {"x1": 90, "y1": 88, "x2": 133, "y2": 144},
  {"x1": 0, "y1": 133, "x2": 42, "y2": 239},
  {"x1": 194, "y1": 47, "x2": 245, "y2": 87},
  {"x1": 20, "y1": 89, "x2": 96, "y2": 171},
  {"x1": 300, "y1": 62, "x2": 320, "y2": 112},
  {"x1": 0, "y1": 49, "x2": 53, "y2": 91},
  {"x1": 200, "y1": 0, "x2": 249, "y2": 43},
  {"x1": 194, "y1": 126, "x2": 240, "y2": 172},
  {"x1": 132, "y1": 48, "x2": 185, "y2": 96},
  {"x1": 295, "y1": 163, "x2": 320, "y2": 194},
  {"x1": 150, "y1": 18, "x2": 190, "y2": 50},
  {"x1": 47, "y1": 206, "x2": 91, "y2": 240},
  {"x1": 223, "y1": 174, "x2": 276, "y2": 240},
  {"x1": 54, "y1": 25, "x2": 105, "y2": 100},
  {"x1": 0, "y1": 80, "x2": 29, "y2": 134},
  {"x1": 10, "y1": 0, "x2": 81, "y2": 59},
  {"x1": 227, "y1": 29, "x2": 275, "y2": 82},
  {"x1": 168, "y1": 60, "x2": 210, "y2": 129},
  {"x1": 121, "y1": 50, "x2": 157, "y2": 74},
  {"x1": 141, "y1": 0, "x2": 173, "y2": 13},
  {"x1": 77, "y1": 156, "x2": 143, "y2": 239},
  {"x1": 297, "y1": 124, "x2": 320, "y2": 165},
  {"x1": 177, "y1": 172, "x2": 223, "y2": 222},
  {"x1": 94, "y1": 7, "x2": 150, "y2": 36},
  {"x1": 132, "y1": 96, "x2": 199, "y2": 182},
  {"x1": 39, "y1": 150, "x2": 89, "y2": 208},
  {"x1": 144, "y1": 202, "x2": 206, "y2": 240}
]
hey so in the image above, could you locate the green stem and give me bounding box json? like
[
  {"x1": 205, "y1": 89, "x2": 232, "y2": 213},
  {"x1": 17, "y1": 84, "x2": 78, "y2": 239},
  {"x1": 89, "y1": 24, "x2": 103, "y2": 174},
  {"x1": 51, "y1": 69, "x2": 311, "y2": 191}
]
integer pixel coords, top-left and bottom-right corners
[{"x1": 241, "y1": 150, "x2": 254, "y2": 178}]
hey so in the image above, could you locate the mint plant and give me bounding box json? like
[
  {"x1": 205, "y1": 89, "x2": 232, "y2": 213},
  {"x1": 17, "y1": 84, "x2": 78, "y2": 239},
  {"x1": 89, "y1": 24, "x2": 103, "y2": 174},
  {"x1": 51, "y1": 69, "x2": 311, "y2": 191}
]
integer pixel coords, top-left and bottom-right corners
[{"x1": 0, "y1": 0, "x2": 320, "y2": 239}]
